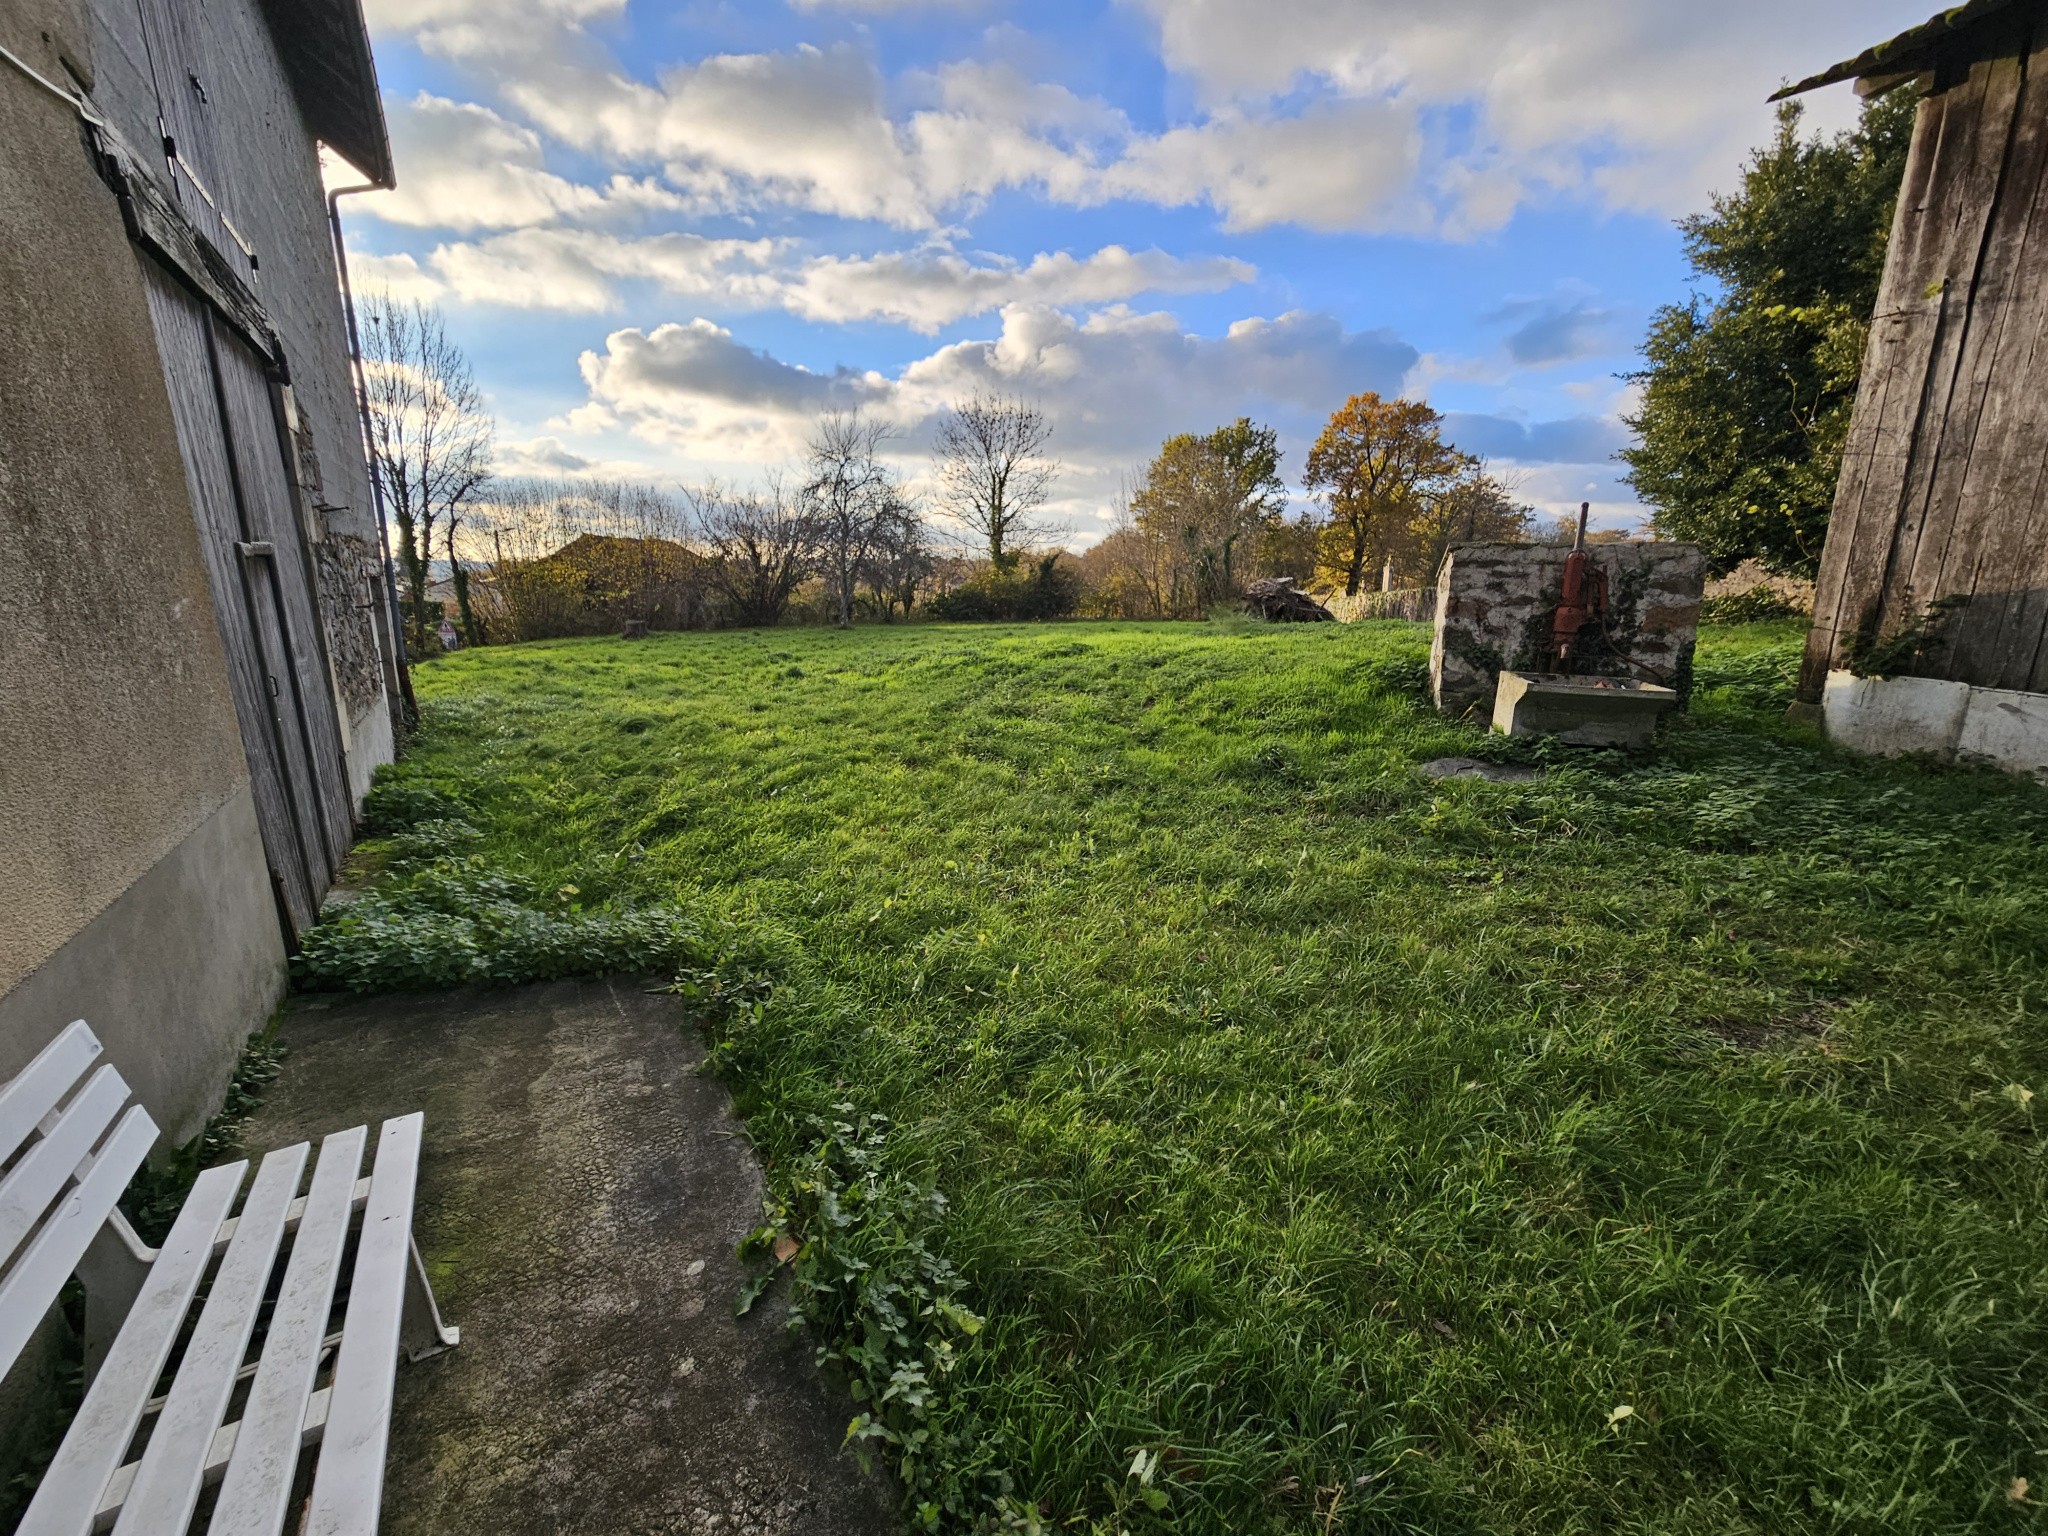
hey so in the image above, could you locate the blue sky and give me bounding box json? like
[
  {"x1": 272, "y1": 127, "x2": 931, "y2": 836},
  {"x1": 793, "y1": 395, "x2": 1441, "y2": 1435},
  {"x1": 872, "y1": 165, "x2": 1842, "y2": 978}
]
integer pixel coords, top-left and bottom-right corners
[{"x1": 342, "y1": 0, "x2": 1931, "y2": 547}]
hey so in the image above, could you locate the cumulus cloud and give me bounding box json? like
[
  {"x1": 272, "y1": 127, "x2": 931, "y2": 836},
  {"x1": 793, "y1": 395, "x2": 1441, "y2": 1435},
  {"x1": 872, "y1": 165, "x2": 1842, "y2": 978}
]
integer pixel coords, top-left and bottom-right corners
[
  {"x1": 345, "y1": 249, "x2": 446, "y2": 304},
  {"x1": 358, "y1": 94, "x2": 683, "y2": 232},
  {"x1": 501, "y1": 44, "x2": 939, "y2": 227},
  {"x1": 422, "y1": 229, "x2": 782, "y2": 312},
  {"x1": 572, "y1": 304, "x2": 1419, "y2": 507},
  {"x1": 352, "y1": 226, "x2": 1255, "y2": 328},
  {"x1": 777, "y1": 246, "x2": 1254, "y2": 332},
  {"x1": 1125, "y1": 0, "x2": 1923, "y2": 216},
  {"x1": 1440, "y1": 411, "x2": 1629, "y2": 466},
  {"x1": 1097, "y1": 101, "x2": 1428, "y2": 234},
  {"x1": 365, "y1": 0, "x2": 1928, "y2": 239},
  {"x1": 362, "y1": 0, "x2": 625, "y2": 61}
]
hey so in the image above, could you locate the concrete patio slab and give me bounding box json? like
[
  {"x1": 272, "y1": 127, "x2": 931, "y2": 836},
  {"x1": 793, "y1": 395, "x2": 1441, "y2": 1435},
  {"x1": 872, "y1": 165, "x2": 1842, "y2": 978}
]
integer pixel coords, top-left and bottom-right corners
[{"x1": 240, "y1": 978, "x2": 901, "y2": 1536}]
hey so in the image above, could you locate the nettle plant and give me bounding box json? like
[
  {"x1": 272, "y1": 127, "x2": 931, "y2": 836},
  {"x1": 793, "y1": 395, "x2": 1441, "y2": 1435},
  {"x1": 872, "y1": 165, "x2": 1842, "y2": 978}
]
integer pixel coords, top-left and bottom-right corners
[{"x1": 733, "y1": 1103, "x2": 1015, "y2": 1531}]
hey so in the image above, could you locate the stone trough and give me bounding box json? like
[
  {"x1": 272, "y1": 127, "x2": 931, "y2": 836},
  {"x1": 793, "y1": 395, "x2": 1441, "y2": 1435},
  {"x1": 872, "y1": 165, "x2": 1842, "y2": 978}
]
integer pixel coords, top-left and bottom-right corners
[{"x1": 1492, "y1": 670, "x2": 1678, "y2": 749}]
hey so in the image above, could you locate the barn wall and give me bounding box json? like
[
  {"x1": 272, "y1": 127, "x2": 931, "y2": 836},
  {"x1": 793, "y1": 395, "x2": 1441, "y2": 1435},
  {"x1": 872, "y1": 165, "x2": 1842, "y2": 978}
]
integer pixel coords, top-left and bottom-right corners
[
  {"x1": 0, "y1": 11, "x2": 285, "y2": 1139},
  {"x1": 86, "y1": 0, "x2": 399, "y2": 795},
  {"x1": 1801, "y1": 7, "x2": 2048, "y2": 699}
]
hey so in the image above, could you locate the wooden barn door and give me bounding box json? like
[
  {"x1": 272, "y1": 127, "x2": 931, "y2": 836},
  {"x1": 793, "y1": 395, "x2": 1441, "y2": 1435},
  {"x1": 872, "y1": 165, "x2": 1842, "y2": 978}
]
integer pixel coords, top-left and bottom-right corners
[{"x1": 140, "y1": 262, "x2": 353, "y2": 938}]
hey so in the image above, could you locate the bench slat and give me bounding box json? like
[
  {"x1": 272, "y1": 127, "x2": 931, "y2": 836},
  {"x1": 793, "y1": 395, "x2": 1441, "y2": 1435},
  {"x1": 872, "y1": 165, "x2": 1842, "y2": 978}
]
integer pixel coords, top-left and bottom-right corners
[
  {"x1": 112, "y1": 1143, "x2": 309, "y2": 1535},
  {"x1": 0, "y1": 1021, "x2": 102, "y2": 1168},
  {"x1": 15, "y1": 1159, "x2": 245, "y2": 1536},
  {"x1": 94, "y1": 1388, "x2": 333, "y2": 1530},
  {"x1": 210, "y1": 1127, "x2": 367, "y2": 1536},
  {"x1": 305, "y1": 1115, "x2": 424, "y2": 1536},
  {"x1": 212, "y1": 1176, "x2": 371, "y2": 1259},
  {"x1": 0, "y1": 1065, "x2": 130, "y2": 1272},
  {"x1": 0, "y1": 1107, "x2": 158, "y2": 1378}
]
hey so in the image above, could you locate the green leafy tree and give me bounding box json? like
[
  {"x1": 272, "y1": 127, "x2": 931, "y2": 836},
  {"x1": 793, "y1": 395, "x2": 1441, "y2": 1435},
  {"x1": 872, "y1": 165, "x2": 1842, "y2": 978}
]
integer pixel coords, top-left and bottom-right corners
[
  {"x1": 1130, "y1": 419, "x2": 1287, "y2": 613},
  {"x1": 1622, "y1": 92, "x2": 1916, "y2": 574}
]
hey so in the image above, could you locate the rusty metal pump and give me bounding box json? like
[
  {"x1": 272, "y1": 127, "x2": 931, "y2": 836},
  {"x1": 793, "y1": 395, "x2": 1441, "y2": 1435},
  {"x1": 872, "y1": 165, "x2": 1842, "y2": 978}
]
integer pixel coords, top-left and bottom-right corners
[{"x1": 1548, "y1": 501, "x2": 1608, "y2": 671}]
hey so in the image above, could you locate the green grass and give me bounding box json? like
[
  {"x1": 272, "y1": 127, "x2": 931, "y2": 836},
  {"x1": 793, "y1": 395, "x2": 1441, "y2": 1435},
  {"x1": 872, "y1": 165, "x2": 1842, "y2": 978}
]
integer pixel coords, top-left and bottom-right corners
[{"x1": 345, "y1": 618, "x2": 2048, "y2": 1534}]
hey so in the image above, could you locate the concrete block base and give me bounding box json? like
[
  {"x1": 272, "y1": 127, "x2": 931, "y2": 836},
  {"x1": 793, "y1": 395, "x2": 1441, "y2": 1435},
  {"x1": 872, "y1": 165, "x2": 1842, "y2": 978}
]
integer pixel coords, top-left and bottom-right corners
[
  {"x1": 1493, "y1": 671, "x2": 1679, "y2": 748},
  {"x1": 1823, "y1": 671, "x2": 2048, "y2": 778}
]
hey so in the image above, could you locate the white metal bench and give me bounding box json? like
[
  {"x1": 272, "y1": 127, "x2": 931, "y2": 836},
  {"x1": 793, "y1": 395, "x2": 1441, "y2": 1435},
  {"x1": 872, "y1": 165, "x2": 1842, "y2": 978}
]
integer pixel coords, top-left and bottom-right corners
[{"x1": 1, "y1": 1020, "x2": 457, "y2": 1534}]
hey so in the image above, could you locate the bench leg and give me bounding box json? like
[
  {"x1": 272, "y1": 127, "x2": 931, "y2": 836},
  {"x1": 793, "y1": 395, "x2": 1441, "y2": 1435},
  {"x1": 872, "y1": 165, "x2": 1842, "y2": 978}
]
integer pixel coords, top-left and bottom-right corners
[
  {"x1": 74, "y1": 1211, "x2": 155, "y2": 1381},
  {"x1": 400, "y1": 1233, "x2": 460, "y2": 1362}
]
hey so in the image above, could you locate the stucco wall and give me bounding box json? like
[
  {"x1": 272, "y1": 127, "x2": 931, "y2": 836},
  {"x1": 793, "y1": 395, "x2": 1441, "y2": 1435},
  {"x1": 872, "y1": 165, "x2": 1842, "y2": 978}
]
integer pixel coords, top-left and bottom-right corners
[{"x1": 0, "y1": 10, "x2": 285, "y2": 1129}]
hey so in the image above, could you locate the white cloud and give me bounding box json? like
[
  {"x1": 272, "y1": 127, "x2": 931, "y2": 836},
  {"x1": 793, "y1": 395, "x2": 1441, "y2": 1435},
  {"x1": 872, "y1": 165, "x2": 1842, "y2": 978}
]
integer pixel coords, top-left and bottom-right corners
[
  {"x1": 361, "y1": 0, "x2": 625, "y2": 59},
  {"x1": 776, "y1": 246, "x2": 1254, "y2": 332},
  {"x1": 358, "y1": 94, "x2": 684, "y2": 232},
  {"x1": 363, "y1": 1, "x2": 1932, "y2": 240},
  {"x1": 346, "y1": 249, "x2": 446, "y2": 304},
  {"x1": 425, "y1": 228, "x2": 783, "y2": 311},
  {"x1": 353, "y1": 222, "x2": 1255, "y2": 328},
  {"x1": 500, "y1": 44, "x2": 939, "y2": 228},
  {"x1": 1125, "y1": 0, "x2": 1931, "y2": 217},
  {"x1": 536, "y1": 303, "x2": 1656, "y2": 543},
  {"x1": 571, "y1": 304, "x2": 1420, "y2": 525},
  {"x1": 1096, "y1": 101, "x2": 1427, "y2": 234}
]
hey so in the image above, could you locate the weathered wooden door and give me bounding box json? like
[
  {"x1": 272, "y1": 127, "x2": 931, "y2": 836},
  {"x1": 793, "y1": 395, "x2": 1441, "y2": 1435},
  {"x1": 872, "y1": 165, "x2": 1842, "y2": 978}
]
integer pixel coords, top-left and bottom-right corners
[{"x1": 140, "y1": 263, "x2": 353, "y2": 937}]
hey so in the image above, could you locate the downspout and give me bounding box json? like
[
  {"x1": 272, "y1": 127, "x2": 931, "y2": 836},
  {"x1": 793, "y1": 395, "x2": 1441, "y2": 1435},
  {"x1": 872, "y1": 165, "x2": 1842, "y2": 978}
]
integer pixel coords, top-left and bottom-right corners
[{"x1": 327, "y1": 181, "x2": 416, "y2": 727}]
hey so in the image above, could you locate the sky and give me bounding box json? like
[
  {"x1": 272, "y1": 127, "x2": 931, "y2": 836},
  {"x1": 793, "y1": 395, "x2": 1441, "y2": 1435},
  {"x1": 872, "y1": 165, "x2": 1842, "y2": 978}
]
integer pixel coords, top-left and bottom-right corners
[{"x1": 337, "y1": 0, "x2": 1932, "y2": 549}]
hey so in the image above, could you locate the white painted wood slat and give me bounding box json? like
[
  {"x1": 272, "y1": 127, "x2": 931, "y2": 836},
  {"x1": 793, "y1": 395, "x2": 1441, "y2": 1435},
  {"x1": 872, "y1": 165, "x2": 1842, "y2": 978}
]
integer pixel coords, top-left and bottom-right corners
[
  {"x1": 113, "y1": 1143, "x2": 310, "y2": 1536},
  {"x1": 92, "y1": 1389, "x2": 334, "y2": 1531},
  {"x1": 0, "y1": 1021, "x2": 102, "y2": 1167},
  {"x1": 210, "y1": 1127, "x2": 368, "y2": 1536},
  {"x1": 0, "y1": 1066, "x2": 131, "y2": 1271},
  {"x1": 212, "y1": 1175, "x2": 371, "y2": 1259},
  {"x1": 0, "y1": 1108, "x2": 159, "y2": 1377},
  {"x1": 16, "y1": 1160, "x2": 246, "y2": 1536},
  {"x1": 304, "y1": 1115, "x2": 424, "y2": 1536}
]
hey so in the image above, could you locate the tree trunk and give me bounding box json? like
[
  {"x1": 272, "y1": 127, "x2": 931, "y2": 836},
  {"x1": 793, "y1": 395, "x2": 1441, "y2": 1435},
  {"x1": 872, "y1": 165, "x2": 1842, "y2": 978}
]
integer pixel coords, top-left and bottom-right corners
[{"x1": 448, "y1": 520, "x2": 483, "y2": 646}]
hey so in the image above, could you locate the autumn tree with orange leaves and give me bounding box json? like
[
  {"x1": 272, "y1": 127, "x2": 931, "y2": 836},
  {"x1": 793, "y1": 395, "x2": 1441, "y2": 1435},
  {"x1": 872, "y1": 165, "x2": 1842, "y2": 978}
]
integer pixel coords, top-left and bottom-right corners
[{"x1": 1305, "y1": 393, "x2": 1471, "y2": 595}]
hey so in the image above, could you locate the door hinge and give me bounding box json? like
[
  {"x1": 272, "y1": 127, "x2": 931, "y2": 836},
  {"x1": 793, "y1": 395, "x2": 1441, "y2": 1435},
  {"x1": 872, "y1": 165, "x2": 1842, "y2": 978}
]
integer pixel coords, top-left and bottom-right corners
[{"x1": 236, "y1": 539, "x2": 275, "y2": 558}]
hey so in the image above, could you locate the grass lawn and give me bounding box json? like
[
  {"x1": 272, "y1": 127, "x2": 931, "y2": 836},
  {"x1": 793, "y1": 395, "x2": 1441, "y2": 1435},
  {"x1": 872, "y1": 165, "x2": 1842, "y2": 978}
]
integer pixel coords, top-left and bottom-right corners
[{"x1": 331, "y1": 618, "x2": 2048, "y2": 1534}]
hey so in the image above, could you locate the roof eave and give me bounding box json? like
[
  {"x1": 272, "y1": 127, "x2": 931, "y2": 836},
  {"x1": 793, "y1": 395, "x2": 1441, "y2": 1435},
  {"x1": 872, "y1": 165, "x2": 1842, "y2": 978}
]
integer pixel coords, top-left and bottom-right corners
[
  {"x1": 261, "y1": 0, "x2": 394, "y2": 189},
  {"x1": 1770, "y1": 0, "x2": 2024, "y2": 99}
]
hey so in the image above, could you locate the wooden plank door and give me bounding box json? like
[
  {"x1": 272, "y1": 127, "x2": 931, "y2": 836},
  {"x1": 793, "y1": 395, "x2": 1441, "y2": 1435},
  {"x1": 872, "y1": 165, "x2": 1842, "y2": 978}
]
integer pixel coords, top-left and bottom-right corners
[
  {"x1": 131, "y1": 0, "x2": 256, "y2": 288},
  {"x1": 210, "y1": 323, "x2": 357, "y2": 866},
  {"x1": 139, "y1": 262, "x2": 345, "y2": 937}
]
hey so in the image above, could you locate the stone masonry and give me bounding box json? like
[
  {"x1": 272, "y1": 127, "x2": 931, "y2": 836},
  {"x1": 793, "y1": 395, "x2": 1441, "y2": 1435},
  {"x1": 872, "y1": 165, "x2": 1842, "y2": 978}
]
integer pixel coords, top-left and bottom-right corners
[{"x1": 1429, "y1": 542, "x2": 1707, "y2": 718}]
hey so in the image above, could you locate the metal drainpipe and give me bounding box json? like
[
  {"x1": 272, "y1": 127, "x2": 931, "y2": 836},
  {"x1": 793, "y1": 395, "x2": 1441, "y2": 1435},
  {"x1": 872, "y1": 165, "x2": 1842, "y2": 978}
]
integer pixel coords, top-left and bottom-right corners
[{"x1": 327, "y1": 181, "x2": 417, "y2": 727}]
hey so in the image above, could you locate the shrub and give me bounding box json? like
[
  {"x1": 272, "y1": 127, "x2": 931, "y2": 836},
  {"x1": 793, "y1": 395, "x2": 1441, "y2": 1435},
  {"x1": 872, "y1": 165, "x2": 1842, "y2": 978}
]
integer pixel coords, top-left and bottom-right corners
[
  {"x1": 925, "y1": 556, "x2": 1080, "y2": 622},
  {"x1": 1700, "y1": 584, "x2": 1806, "y2": 623}
]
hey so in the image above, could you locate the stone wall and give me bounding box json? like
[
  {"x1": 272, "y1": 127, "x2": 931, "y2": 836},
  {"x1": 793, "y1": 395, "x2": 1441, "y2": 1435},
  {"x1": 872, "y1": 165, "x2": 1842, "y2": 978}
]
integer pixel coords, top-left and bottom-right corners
[{"x1": 1429, "y1": 542, "x2": 1707, "y2": 718}]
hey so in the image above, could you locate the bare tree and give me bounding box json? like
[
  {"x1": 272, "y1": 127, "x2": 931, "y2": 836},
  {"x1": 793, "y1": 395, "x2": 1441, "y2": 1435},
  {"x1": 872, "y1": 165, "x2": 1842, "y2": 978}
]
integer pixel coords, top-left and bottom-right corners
[
  {"x1": 806, "y1": 411, "x2": 902, "y2": 628},
  {"x1": 932, "y1": 392, "x2": 1059, "y2": 570},
  {"x1": 360, "y1": 293, "x2": 494, "y2": 650},
  {"x1": 860, "y1": 497, "x2": 933, "y2": 620},
  {"x1": 693, "y1": 477, "x2": 817, "y2": 628}
]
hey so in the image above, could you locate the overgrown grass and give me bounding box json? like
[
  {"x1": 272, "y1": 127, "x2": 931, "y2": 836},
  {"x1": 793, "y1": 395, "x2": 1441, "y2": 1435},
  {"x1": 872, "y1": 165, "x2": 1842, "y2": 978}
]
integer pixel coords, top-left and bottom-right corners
[{"x1": 339, "y1": 618, "x2": 2048, "y2": 1533}]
